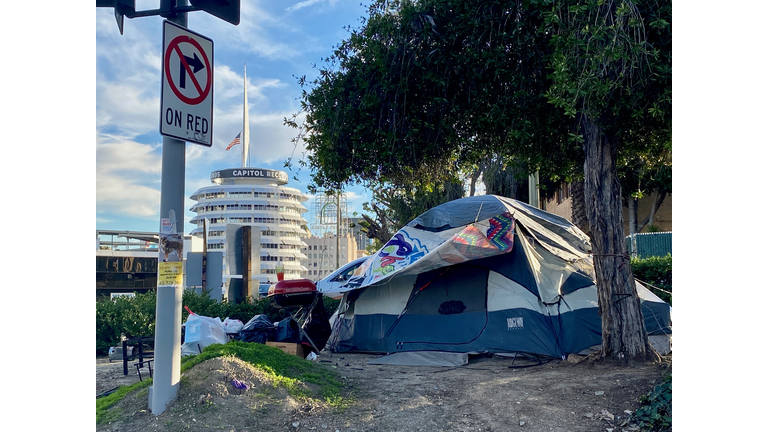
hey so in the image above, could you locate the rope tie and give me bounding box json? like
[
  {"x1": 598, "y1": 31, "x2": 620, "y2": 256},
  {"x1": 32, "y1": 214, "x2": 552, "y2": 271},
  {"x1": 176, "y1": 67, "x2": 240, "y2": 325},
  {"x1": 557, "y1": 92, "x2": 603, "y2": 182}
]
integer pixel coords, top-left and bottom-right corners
[
  {"x1": 612, "y1": 293, "x2": 634, "y2": 305},
  {"x1": 592, "y1": 253, "x2": 631, "y2": 271},
  {"x1": 592, "y1": 253, "x2": 631, "y2": 260},
  {"x1": 636, "y1": 278, "x2": 673, "y2": 295}
]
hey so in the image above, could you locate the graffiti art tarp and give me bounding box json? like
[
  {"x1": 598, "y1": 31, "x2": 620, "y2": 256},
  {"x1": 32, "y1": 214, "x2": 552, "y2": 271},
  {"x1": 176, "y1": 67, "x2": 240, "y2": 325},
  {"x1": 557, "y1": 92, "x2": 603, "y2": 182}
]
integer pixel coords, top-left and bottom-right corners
[
  {"x1": 338, "y1": 213, "x2": 515, "y2": 293},
  {"x1": 327, "y1": 195, "x2": 590, "y2": 295}
]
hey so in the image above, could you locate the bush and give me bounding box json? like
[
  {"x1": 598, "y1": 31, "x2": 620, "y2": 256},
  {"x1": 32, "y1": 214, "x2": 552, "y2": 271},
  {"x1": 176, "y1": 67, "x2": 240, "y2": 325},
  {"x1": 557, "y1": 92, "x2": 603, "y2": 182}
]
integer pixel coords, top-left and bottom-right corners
[
  {"x1": 96, "y1": 290, "x2": 343, "y2": 355},
  {"x1": 631, "y1": 373, "x2": 672, "y2": 431},
  {"x1": 96, "y1": 291, "x2": 157, "y2": 355},
  {"x1": 180, "y1": 290, "x2": 283, "y2": 324},
  {"x1": 323, "y1": 296, "x2": 342, "y2": 317},
  {"x1": 631, "y1": 254, "x2": 672, "y2": 305}
]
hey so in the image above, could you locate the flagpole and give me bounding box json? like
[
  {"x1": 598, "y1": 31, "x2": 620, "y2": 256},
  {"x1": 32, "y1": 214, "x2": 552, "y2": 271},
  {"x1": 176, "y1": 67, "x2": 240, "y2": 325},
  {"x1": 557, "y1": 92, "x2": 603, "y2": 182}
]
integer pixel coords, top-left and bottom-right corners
[{"x1": 242, "y1": 63, "x2": 250, "y2": 168}]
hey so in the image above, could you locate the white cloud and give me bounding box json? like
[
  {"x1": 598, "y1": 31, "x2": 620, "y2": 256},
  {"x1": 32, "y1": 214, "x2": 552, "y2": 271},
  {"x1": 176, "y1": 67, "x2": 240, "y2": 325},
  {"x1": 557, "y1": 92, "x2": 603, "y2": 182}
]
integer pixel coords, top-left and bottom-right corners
[
  {"x1": 286, "y1": 0, "x2": 327, "y2": 13},
  {"x1": 213, "y1": 65, "x2": 287, "y2": 108},
  {"x1": 96, "y1": 80, "x2": 161, "y2": 138},
  {"x1": 248, "y1": 112, "x2": 307, "y2": 164},
  {"x1": 96, "y1": 172, "x2": 161, "y2": 218},
  {"x1": 97, "y1": 135, "x2": 161, "y2": 174},
  {"x1": 344, "y1": 189, "x2": 369, "y2": 216},
  {"x1": 191, "y1": 2, "x2": 304, "y2": 61},
  {"x1": 286, "y1": 0, "x2": 343, "y2": 13},
  {"x1": 96, "y1": 135, "x2": 162, "y2": 219}
]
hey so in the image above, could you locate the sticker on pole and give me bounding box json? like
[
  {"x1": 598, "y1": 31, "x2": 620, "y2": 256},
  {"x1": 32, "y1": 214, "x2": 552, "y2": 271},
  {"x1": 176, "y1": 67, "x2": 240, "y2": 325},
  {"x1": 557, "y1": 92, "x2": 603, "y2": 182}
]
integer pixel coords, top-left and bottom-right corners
[
  {"x1": 160, "y1": 20, "x2": 214, "y2": 147},
  {"x1": 158, "y1": 230, "x2": 183, "y2": 287}
]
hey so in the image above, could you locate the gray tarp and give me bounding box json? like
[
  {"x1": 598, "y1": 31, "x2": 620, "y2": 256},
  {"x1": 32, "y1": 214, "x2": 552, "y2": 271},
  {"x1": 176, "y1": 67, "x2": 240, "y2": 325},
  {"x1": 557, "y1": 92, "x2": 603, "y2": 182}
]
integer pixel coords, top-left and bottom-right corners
[{"x1": 367, "y1": 351, "x2": 469, "y2": 367}]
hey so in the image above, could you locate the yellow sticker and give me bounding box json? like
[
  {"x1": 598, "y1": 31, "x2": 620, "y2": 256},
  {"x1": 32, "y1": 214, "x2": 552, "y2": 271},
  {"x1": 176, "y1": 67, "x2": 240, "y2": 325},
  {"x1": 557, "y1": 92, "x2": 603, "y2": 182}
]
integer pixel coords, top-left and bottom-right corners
[{"x1": 158, "y1": 261, "x2": 184, "y2": 286}]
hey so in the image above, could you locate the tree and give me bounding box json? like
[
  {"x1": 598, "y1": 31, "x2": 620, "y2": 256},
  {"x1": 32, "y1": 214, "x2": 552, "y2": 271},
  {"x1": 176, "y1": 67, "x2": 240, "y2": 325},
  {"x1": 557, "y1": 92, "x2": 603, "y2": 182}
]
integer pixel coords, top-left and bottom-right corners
[
  {"x1": 544, "y1": 0, "x2": 671, "y2": 361},
  {"x1": 359, "y1": 177, "x2": 465, "y2": 245},
  {"x1": 288, "y1": 0, "x2": 671, "y2": 362},
  {"x1": 478, "y1": 155, "x2": 530, "y2": 201},
  {"x1": 619, "y1": 145, "x2": 672, "y2": 234},
  {"x1": 288, "y1": 0, "x2": 578, "y2": 193}
]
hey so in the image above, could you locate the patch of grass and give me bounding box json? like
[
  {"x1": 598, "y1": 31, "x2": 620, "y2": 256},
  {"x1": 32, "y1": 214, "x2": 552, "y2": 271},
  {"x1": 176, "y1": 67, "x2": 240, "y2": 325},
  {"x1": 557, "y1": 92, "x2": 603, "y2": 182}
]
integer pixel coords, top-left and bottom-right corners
[
  {"x1": 96, "y1": 341, "x2": 351, "y2": 424},
  {"x1": 96, "y1": 379, "x2": 152, "y2": 424},
  {"x1": 190, "y1": 341, "x2": 347, "y2": 407},
  {"x1": 97, "y1": 406, "x2": 123, "y2": 424}
]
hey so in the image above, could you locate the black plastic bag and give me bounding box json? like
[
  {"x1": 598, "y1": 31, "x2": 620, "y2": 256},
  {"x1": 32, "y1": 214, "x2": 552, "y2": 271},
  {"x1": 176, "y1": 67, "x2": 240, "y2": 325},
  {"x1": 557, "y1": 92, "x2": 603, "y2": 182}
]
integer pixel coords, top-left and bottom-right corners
[
  {"x1": 301, "y1": 298, "x2": 332, "y2": 351},
  {"x1": 237, "y1": 314, "x2": 276, "y2": 344},
  {"x1": 275, "y1": 318, "x2": 301, "y2": 343}
]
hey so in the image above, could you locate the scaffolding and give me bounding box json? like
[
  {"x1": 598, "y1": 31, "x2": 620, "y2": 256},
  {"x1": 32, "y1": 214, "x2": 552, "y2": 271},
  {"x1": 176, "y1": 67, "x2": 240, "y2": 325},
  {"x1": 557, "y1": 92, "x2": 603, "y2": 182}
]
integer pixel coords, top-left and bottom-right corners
[
  {"x1": 308, "y1": 192, "x2": 352, "y2": 272},
  {"x1": 311, "y1": 192, "x2": 351, "y2": 237}
]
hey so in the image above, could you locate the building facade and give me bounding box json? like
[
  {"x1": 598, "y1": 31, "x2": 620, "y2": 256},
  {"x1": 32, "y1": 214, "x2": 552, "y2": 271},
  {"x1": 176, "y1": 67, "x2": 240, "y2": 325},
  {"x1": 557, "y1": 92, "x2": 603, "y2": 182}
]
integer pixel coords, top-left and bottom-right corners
[
  {"x1": 96, "y1": 230, "x2": 202, "y2": 300},
  {"x1": 189, "y1": 168, "x2": 310, "y2": 285},
  {"x1": 541, "y1": 182, "x2": 672, "y2": 235},
  {"x1": 301, "y1": 234, "x2": 360, "y2": 282},
  {"x1": 348, "y1": 217, "x2": 376, "y2": 252}
]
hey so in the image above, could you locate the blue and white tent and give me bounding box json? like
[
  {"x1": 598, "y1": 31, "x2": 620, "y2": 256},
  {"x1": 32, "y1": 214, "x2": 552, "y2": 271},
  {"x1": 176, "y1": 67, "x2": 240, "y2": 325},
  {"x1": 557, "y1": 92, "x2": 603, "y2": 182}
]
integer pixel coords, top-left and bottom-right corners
[{"x1": 326, "y1": 195, "x2": 671, "y2": 358}]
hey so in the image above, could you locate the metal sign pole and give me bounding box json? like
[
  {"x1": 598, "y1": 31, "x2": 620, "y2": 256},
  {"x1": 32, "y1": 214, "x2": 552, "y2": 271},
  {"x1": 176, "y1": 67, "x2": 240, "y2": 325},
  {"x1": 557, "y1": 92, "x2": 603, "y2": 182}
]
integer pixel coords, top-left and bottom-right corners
[
  {"x1": 151, "y1": 0, "x2": 188, "y2": 416},
  {"x1": 99, "y1": 0, "x2": 239, "y2": 414}
]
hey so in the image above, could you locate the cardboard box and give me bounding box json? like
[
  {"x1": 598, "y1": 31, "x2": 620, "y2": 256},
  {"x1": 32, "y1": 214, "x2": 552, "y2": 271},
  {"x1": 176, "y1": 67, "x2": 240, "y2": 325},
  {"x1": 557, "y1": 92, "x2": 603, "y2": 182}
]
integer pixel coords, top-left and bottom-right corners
[{"x1": 265, "y1": 341, "x2": 309, "y2": 358}]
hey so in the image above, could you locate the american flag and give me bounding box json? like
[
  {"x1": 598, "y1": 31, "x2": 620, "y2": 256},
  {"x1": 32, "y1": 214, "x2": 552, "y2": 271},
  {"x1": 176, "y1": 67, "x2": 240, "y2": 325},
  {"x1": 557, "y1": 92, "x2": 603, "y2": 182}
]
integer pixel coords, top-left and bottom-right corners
[{"x1": 226, "y1": 132, "x2": 241, "y2": 150}]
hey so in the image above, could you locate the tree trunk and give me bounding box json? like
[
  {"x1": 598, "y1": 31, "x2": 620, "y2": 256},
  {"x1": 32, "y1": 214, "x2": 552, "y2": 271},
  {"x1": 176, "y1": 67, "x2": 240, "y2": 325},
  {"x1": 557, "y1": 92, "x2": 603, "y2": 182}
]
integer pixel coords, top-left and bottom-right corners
[
  {"x1": 581, "y1": 113, "x2": 652, "y2": 362},
  {"x1": 570, "y1": 179, "x2": 590, "y2": 237},
  {"x1": 637, "y1": 189, "x2": 667, "y2": 232},
  {"x1": 628, "y1": 196, "x2": 638, "y2": 257},
  {"x1": 362, "y1": 211, "x2": 392, "y2": 246},
  {"x1": 469, "y1": 167, "x2": 480, "y2": 197},
  {"x1": 628, "y1": 197, "x2": 638, "y2": 235}
]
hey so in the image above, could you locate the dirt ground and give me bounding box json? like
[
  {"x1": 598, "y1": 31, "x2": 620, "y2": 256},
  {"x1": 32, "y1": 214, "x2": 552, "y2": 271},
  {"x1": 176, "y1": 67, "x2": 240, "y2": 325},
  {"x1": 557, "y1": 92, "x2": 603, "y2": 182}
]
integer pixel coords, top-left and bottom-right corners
[{"x1": 96, "y1": 350, "x2": 669, "y2": 432}]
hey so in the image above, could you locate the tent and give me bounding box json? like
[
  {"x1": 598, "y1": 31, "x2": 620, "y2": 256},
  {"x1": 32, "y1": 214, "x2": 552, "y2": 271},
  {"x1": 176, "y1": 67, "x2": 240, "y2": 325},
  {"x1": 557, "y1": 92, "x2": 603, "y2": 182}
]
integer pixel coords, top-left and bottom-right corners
[{"x1": 325, "y1": 195, "x2": 671, "y2": 359}]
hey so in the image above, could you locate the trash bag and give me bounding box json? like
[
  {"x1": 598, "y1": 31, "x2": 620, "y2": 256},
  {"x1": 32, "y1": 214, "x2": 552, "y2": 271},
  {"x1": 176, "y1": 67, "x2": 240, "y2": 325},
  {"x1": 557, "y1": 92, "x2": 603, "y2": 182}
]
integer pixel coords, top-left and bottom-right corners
[
  {"x1": 275, "y1": 317, "x2": 301, "y2": 343},
  {"x1": 275, "y1": 318, "x2": 301, "y2": 343},
  {"x1": 223, "y1": 317, "x2": 244, "y2": 334},
  {"x1": 301, "y1": 298, "x2": 333, "y2": 351},
  {"x1": 181, "y1": 314, "x2": 228, "y2": 356},
  {"x1": 237, "y1": 314, "x2": 276, "y2": 344}
]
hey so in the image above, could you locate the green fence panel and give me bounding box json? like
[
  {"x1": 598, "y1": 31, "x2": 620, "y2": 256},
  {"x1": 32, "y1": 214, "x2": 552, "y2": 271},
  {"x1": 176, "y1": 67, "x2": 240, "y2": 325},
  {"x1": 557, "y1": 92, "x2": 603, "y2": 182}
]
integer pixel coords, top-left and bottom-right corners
[{"x1": 626, "y1": 232, "x2": 672, "y2": 258}]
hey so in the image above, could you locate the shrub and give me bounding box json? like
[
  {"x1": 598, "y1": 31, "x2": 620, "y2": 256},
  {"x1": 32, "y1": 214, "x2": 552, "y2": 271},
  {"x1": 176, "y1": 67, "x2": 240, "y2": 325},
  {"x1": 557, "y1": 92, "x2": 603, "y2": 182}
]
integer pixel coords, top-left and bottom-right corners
[
  {"x1": 323, "y1": 296, "x2": 342, "y2": 316},
  {"x1": 631, "y1": 373, "x2": 672, "y2": 431},
  {"x1": 96, "y1": 291, "x2": 157, "y2": 355},
  {"x1": 180, "y1": 291, "x2": 282, "y2": 323},
  {"x1": 631, "y1": 254, "x2": 672, "y2": 305}
]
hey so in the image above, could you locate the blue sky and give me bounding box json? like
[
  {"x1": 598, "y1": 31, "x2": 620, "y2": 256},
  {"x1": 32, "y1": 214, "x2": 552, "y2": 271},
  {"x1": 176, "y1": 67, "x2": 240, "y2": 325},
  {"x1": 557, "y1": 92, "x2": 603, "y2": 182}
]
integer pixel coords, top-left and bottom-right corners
[{"x1": 96, "y1": 0, "x2": 372, "y2": 235}]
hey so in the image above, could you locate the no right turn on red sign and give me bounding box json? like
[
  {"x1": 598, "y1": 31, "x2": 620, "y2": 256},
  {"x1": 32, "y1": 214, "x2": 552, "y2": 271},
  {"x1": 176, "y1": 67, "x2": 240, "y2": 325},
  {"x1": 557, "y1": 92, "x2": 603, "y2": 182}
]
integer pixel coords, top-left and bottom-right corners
[{"x1": 159, "y1": 20, "x2": 214, "y2": 147}]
